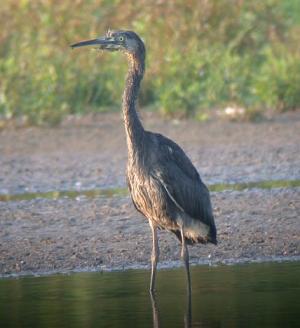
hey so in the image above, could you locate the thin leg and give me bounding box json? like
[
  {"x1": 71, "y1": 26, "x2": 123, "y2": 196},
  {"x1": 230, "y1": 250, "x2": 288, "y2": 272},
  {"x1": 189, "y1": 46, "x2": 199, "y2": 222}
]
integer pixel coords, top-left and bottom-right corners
[
  {"x1": 184, "y1": 283, "x2": 192, "y2": 328},
  {"x1": 150, "y1": 290, "x2": 160, "y2": 328},
  {"x1": 149, "y1": 221, "x2": 159, "y2": 294},
  {"x1": 180, "y1": 226, "x2": 191, "y2": 296}
]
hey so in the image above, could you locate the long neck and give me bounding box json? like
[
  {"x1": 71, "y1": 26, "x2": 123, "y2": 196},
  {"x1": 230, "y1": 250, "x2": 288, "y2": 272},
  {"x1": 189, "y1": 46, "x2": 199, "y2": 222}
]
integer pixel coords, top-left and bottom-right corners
[{"x1": 122, "y1": 53, "x2": 145, "y2": 157}]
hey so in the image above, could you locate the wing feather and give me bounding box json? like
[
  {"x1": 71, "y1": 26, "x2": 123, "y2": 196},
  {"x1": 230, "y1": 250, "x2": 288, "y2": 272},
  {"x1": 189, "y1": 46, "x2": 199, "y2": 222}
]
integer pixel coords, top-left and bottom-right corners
[{"x1": 152, "y1": 134, "x2": 216, "y2": 231}]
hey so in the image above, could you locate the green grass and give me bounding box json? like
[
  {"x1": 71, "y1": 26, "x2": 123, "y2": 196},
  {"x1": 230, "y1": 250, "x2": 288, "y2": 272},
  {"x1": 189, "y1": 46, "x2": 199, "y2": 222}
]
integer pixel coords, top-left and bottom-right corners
[{"x1": 0, "y1": 0, "x2": 299, "y2": 124}]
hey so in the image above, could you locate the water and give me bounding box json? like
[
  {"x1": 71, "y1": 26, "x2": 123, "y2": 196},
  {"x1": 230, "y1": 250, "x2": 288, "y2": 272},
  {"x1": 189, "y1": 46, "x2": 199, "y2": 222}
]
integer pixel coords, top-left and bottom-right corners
[
  {"x1": 0, "y1": 262, "x2": 299, "y2": 327},
  {"x1": 1, "y1": 179, "x2": 300, "y2": 202}
]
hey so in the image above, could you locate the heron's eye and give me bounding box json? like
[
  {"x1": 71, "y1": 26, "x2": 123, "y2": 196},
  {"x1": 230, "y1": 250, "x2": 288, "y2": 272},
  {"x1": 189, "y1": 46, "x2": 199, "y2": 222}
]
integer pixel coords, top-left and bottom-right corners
[{"x1": 118, "y1": 36, "x2": 124, "y2": 42}]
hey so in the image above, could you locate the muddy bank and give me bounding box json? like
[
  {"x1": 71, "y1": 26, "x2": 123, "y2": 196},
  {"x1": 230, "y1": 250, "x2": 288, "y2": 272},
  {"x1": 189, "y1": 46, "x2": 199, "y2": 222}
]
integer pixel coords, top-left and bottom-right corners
[
  {"x1": 1, "y1": 111, "x2": 300, "y2": 195},
  {"x1": 0, "y1": 111, "x2": 300, "y2": 277},
  {"x1": 0, "y1": 188, "x2": 299, "y2": 277}
]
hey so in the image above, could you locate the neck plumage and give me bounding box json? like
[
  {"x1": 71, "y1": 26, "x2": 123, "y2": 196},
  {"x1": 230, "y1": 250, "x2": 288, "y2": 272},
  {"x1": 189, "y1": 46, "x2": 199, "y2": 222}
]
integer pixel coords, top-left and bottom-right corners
[{"x1": 122, "y1": 53, "x2": 145, "y2": 157}]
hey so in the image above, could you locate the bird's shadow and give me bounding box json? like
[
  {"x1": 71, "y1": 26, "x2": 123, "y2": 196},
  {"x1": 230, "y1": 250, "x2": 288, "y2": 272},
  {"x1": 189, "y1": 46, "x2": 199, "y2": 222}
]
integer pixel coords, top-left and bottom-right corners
[{"x1": 150, "y1": 290, "x2": 192, "y2": 328}]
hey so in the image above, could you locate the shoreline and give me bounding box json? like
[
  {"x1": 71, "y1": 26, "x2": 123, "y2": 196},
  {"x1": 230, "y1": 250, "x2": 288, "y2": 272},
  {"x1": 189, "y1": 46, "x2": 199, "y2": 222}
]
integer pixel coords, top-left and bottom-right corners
[{"x1": 1, "y1": 255, "x2": 300, "y2": 280}]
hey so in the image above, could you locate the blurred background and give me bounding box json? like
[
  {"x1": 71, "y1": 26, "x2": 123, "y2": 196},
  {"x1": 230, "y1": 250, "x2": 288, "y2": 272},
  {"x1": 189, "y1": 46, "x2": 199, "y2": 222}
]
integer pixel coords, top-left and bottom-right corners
[{"x1": 0, "y1": 0, "x2": 299, "y2": 125}]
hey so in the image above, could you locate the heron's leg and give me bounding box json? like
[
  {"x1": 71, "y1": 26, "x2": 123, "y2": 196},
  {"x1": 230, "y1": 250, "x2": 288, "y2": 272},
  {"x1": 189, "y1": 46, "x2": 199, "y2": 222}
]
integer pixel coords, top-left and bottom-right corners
[
  {"x1": 180, "y1": 226, "x2": 191, "y2": 296},
  {"x1": 184, "y1": 281, "x2": 192, "y2": 328},
  {"x1": 150, "y1": 290, "x2": 160, "y2": 328},
  {"x1": 149, "y1": 221, "x2": 159, "y2": 294}
]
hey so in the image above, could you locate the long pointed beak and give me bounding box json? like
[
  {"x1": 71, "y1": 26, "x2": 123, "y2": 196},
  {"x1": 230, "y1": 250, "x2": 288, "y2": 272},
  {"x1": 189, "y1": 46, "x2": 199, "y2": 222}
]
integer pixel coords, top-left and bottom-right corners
[{"x1": 70, "y1": 37, "x2": 119, "y2": 50}]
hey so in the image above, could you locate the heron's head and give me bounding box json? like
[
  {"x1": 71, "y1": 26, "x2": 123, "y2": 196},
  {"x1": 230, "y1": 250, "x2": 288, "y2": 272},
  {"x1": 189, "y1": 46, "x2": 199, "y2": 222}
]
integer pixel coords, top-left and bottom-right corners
[{"x1": 71, "y1": 30, "x2": 145, "y2": 58}]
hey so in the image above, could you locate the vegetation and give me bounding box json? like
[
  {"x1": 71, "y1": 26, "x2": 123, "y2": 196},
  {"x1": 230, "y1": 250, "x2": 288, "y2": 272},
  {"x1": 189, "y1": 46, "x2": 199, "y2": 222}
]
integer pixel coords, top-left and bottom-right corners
[{"x1": 0, "y1": 0, "x2": 299, "y2": 124}]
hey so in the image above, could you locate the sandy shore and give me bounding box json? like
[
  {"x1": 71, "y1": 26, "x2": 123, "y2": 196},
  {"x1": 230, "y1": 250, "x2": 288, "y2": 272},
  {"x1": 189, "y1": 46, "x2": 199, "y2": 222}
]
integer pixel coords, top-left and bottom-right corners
[{"x1": 0, "y1": 111, "x2": 299, "y2": 277}]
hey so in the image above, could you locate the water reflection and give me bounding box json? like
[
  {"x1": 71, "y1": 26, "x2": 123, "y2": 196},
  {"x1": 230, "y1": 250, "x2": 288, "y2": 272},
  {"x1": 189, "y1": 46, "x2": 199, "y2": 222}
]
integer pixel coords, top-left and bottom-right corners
[
  {"x1": 150, "y1": 289, "x2": 191, "y2": 328},
  {"x1": 150, "y1": 293, "x2": 160, "y2": 328},
  {"x1": 0, "y1": 262, "x2": 299, "y2": 327},
  {"x1": 184, "y1": 289, "x2": 192, "y2": 328}
]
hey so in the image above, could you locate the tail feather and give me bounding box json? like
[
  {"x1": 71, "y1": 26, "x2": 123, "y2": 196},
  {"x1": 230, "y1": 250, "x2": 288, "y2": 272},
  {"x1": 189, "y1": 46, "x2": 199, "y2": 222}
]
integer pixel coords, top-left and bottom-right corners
[
  {"x1": 209, "y1": 221, "x2": 217, "y2": 245},
  {"x1": 172, "y1": 224, "x2": 217, "y2": 245}
]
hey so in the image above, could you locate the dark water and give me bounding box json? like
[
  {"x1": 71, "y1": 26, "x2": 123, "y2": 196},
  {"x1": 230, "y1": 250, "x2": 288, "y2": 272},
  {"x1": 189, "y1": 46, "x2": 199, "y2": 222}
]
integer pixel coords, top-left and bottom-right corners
[
  {"x1": 1, "y1": 179, "x2": 300, "y2": 202},
  {"x1": 0, "y1": 262, "x2": 299, "y2": 327}
]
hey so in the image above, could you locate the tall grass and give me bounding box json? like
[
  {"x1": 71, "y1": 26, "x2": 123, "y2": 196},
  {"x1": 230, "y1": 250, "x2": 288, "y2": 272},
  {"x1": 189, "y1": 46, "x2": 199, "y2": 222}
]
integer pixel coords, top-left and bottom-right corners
[{"x1": 0, "y1": 0, "x2": 299, "y2": 124}]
